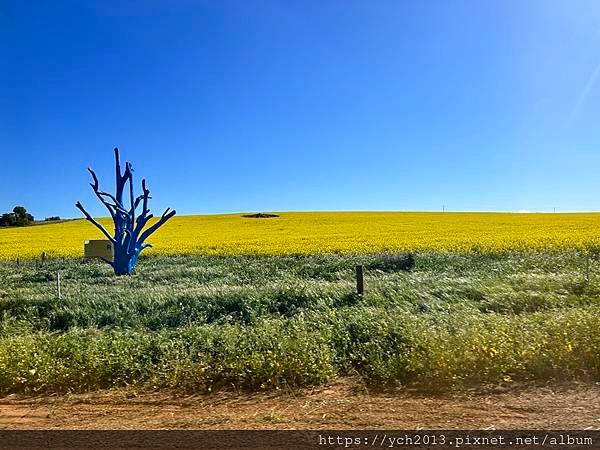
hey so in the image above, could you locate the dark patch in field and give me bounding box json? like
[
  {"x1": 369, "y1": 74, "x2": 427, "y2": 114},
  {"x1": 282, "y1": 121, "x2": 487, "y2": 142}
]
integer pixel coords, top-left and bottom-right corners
[{"x1": 241, "y1": 213, "x2": 279, "y2": 218}]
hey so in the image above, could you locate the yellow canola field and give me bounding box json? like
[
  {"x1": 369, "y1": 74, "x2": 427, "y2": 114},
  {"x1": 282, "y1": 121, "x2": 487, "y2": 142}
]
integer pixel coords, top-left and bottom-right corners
[{"x1": 2, "y1": 212, "x2": 600, "y2": 260}]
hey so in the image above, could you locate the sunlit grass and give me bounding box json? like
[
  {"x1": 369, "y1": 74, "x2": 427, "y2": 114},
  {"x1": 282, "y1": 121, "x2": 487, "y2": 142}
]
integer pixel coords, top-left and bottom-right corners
[{"x1": 0, "y1": 252, "x2": 599, "y2": 393}]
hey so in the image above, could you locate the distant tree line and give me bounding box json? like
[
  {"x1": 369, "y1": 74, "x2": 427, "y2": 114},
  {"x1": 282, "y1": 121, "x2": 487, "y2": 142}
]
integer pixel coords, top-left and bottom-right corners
[
  {"x1": 0, "y1": 207, "x2": 63, "y2": 227},
  {"x1": 0, "y1": 206, "x2": 34, "y2": 227}
]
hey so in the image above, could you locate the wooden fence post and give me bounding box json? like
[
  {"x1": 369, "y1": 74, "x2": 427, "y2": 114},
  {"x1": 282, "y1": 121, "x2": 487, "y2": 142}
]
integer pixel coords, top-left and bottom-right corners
[
  {"x1": 356, "y1": 265, "x2": 364, "y2": 296},
  {"x1": 585, "y1": 251, "x2": 591, "y2": 284},
  {"x1": 57, "y1": 271, "x2": 62, "y2": 300}
]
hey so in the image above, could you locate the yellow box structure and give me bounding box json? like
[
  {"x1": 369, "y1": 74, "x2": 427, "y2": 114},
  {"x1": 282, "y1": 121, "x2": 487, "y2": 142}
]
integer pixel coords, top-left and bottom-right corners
[{"x1": 84, "y1": 240, "x2": 113, "y2": 260}]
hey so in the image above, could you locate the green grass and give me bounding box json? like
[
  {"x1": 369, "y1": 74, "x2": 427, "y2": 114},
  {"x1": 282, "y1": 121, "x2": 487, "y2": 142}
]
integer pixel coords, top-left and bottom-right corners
[{"x1": 0, "y1": 252, "x2": 599, "y2": 393}]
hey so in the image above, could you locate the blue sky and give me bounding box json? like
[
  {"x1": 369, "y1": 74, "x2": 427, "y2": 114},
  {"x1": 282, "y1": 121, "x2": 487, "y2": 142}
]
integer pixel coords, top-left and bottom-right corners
[{"x1": 3, "y1": 0, "x2": 600, "y2": 218}]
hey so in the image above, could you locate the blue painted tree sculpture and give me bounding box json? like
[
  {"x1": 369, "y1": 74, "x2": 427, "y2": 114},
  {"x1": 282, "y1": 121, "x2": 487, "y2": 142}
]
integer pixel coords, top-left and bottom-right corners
[{"x1": 76, "y1": 147, "x2": 176, "y2": 275}]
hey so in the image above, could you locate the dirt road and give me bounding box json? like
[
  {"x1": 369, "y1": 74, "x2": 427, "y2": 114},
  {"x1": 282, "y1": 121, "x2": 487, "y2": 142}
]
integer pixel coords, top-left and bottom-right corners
[{"x1": 1, "y1": 379, "x2": 599, "y2": 430}]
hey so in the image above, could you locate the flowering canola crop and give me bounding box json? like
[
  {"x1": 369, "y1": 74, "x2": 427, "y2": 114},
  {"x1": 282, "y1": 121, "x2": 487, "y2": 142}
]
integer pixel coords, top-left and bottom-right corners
[{"x1": 2, "y1": 212, "x2": 600, "y2": 260}]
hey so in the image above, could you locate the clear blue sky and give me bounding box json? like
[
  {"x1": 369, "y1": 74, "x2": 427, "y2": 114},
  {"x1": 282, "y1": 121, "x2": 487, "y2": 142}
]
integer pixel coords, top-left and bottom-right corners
[{"x1": 3, "y1": 0, "x2": 600, "y2": 219}]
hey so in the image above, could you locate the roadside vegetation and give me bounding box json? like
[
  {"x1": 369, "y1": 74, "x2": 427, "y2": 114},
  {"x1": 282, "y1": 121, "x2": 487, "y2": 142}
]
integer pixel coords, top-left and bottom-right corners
[{"x1": 1, "y1": 252, "x2": 599, "y2": 394}]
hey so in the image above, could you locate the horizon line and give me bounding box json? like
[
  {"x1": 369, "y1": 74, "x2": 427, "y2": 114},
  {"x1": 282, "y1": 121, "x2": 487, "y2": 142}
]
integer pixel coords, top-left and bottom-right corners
[{"x1": 55, "y1": 209, "x2": 600, "y2": 220}]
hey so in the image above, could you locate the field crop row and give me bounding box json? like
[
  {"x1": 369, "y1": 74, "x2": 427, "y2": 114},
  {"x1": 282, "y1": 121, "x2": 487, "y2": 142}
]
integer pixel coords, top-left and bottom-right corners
[{"x1": 2, "y1": 212, "x2": 600, "y2": 260}]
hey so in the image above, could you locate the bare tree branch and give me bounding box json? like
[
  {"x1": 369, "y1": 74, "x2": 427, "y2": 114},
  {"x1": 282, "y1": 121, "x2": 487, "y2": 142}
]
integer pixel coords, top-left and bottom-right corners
[
  {"x1": 139, "y1": 179, "x2": 151, "y2": 218},
  {"x1": 87, "y1": 168, "x2": 118, "y2": 219},
  {"x1": 75, "y1": 201, "x2": 116, "y2": 243},
  {"x1": 114, "y1": 147, "x2": 132, "y2": 206},
  {"x1": 130, "y1": 179, "x2": 151, "y2": 231},
  {"x1": 127, "y1": 161, "x2": 135, "y2": 225},
  {"x1": 139, "y1": 208, "x2": 176, "y2": 243},
  {"x1": 88, "y1": 167, "x2": 99, "y2": 190}
]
